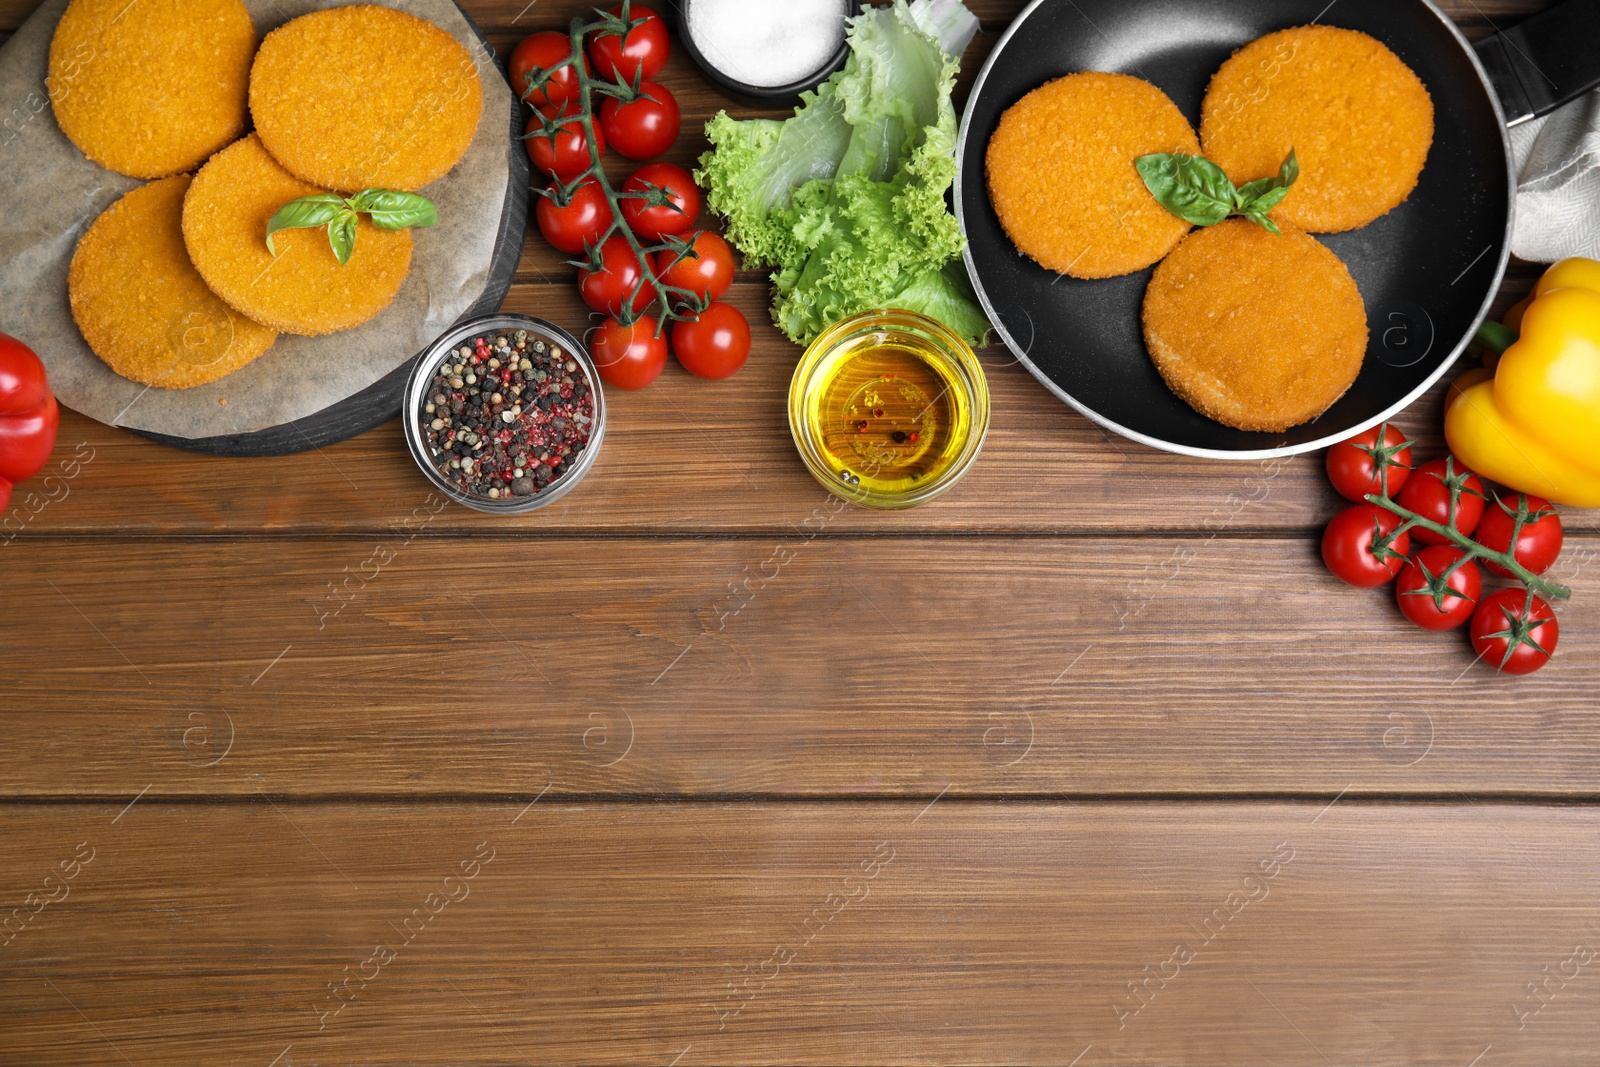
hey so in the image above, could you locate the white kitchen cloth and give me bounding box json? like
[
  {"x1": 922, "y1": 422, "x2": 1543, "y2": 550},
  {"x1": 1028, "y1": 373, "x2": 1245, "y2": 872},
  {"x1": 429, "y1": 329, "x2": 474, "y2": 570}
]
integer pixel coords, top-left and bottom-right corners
[{"x1": 1509, "y1": 89, "x2": 1600, "y2": 262}]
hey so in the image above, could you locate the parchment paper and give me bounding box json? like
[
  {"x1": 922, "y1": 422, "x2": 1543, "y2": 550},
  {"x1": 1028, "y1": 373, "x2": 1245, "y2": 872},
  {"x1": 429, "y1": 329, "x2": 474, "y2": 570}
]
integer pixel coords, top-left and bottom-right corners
[{"x1": 0, "y1": 0, "x2": 513, "y2": 439}]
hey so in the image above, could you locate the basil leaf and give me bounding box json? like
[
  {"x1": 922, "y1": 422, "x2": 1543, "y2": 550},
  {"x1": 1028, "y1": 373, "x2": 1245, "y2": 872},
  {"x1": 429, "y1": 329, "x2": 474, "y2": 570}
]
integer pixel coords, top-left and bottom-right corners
[
  {"x1": 357, "y1": 189, "x2": 439, "y2": 231},
  {"x1": 1277, "y1": 147, "x2": 1299, "y2": 187},
  {"x1": 1234, "y1": 176, "x2": 1277, "y2": 205},
  {"x1": 1135, "y1": 154, "x2": 1235, "y2": 228},
  {"x1": 328, "y1": 211, "x2": 358, "y2": 265},
  {"x1": 1139, "y1": 146, "x2": 1299, "y2": 236},
  {"x1": 1233, "y1": 149, "x2": 1298, "y2": 217},
  {"x1": 1242, "y1": 211, "x2": 1282, "y2": 237},
  {"x1": 265, "y1": 194, "x2": 347, "y2": 256},
  {"x1": 368, "y1": 203, "x2": 439, "y2": 230},
  {"x1": 349, "y1": 188, "x2": 405, "y2": 213},
  {"x1": 1248, "y1": 186, "x2": 1291, "y2": 217}
]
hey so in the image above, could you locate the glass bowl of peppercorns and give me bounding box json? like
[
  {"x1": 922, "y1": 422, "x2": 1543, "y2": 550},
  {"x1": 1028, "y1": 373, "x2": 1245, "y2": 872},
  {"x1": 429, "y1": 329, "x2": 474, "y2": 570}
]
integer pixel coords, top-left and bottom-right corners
[{"x1": 403, "y1": 314, "x2": 606, "y2": 513}]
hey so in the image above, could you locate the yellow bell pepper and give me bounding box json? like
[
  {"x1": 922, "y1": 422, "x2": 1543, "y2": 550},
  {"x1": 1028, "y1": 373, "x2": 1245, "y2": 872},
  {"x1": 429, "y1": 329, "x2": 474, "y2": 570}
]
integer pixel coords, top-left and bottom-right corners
[{"x1": 1445, "y1": 257, "x2": 1600, "y2": 508}]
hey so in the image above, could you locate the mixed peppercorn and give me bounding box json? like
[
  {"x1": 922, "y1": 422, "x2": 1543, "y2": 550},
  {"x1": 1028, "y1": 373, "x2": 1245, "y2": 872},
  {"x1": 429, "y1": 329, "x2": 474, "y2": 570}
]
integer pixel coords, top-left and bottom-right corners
[{"x1": 420, "y1": 328, "x2": 594, "y2": 500}]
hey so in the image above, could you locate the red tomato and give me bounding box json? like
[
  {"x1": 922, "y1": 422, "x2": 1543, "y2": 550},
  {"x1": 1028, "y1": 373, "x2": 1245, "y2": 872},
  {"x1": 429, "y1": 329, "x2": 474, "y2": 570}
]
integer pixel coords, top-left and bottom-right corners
[
  {"x1": 1473, "y1": 492, "x2": 1564, "y2": 579},
  {"x1": 509, "y1": 31, "x2": 588, "y2": 109},
  {"x1": 0, "y1": 332, "x2": 60, "y2": 516},
  {"x1": 1395, "y1": 546, "x2": 1482, "y2": 632},
  {"x1": 586, "y1": 4, "x2": 669, "y2": 83},
  {"x1": 654, "y1": 231, "x2": 735, "y2": 303},
  {"x1": 620, "y1": 162, "x2": 700, "y2": 241},
  {"x1": 1395, "y1": 456, "x2": 1486, "y2": 546},
  {"x1": 1470, "y1": 589, "x2": 1559, "y2": 675},
  {"x1": 535, "y1": 178, "x2": 614, "y2": 254},
  {"x1": 578, "y1": 236, "x2": 657, "y2": 317},
  {"x1": 525, "y1": 103, "x2": 603, "y2": 182},
  {"x1": 1322, "y1": 503, "x2": 1412, "y2": 588},
  {"x1": 671, "y1": 301, "x2": 750, "y2": 380},
  {"x1": 599, "y1": 81, "x2": 680, "y2": 160},
  {"x1": 1325, "y1": 423, "x2": 1413, "y2": 502},
  {"x1": 592, "y1": 315, "x2": 667, "y2": 391}
]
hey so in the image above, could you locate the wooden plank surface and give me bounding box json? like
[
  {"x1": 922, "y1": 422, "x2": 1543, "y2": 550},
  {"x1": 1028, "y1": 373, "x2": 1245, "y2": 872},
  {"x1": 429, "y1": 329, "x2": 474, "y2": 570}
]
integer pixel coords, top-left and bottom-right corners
[
  {"x1": 5, "y1": 536, "x2": 1597, "y2": 797},
  {"x1": 6, "y1": 0, "x2": 1598, "y2": 1063},
  {"x1": 0, "y1": 340, "x2": 1482, "y2": 537},
  {"x1": 4, "y1": 802, "x2": 1599, "y2": 1066},
  {"x1": 6, "y1": 273, "x2": 1567, "y2": 538}
]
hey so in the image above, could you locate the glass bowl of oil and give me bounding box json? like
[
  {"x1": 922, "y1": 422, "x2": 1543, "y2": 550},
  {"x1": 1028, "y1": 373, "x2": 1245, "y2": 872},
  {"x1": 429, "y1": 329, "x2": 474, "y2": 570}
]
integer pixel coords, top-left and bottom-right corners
[{"x1": 788, "y1": 309, "x2": 990, "y2": 509}]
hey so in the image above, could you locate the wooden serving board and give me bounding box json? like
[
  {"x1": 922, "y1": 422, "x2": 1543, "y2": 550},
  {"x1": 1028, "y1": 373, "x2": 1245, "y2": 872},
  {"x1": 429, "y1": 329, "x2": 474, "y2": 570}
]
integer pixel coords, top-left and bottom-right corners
[
  {"x1": 137, "y1": 6, "x2": 530, "y2": 457},
  {"x1": 0, "y1": 0, "x2": 529, "y2": 457}
]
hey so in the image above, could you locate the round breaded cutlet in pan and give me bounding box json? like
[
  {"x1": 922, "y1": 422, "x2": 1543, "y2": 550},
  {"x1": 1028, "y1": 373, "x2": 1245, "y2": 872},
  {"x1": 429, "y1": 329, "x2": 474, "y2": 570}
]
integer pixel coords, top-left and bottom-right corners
[
  {"x1": 70, "y1": 176, "x2": 278, "y2": 389},
  {"x1": 182, "y1": 135, "x2": 414, "y2": 337},
  {"x1": 250, "y1": 5, "x2": 483, "y2": 193},
  {"x1": 1141, "y1": 219, "x2": 1368, "y2": 432},
  {"x1": 985, "y1": 72, "x2": 1199, "y2": 279},
  {"x1": 1201, "y1": 25, "x2": 1434, "y2": 233},
  {"x1": 48, "y1": 0, "x2": 256, "y2": 179}
]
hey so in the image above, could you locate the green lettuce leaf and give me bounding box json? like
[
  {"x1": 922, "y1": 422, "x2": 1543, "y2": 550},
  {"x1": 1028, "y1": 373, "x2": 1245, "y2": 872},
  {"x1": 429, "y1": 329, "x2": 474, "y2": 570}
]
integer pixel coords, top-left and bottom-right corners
[
  {"x1": 700, "y1": 88, "x2": 852, "y2": 268},
  {"x1": 885, "y1": 262, "x2": 991, "y2": 343},
  {"x1": 696, "y1": 0, "x2": 989, "y2": 346}
]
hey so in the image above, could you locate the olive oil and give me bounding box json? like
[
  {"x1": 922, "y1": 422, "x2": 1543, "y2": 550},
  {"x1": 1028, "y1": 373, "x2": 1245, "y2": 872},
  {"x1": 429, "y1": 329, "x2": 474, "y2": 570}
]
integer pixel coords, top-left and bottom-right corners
[{"x1": 788, "y1": 309, "x2": 990, "y2": 510}]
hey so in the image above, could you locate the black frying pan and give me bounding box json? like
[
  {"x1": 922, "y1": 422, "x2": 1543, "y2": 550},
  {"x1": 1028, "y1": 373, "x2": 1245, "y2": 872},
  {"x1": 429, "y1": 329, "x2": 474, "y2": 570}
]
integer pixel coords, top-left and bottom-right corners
[{"x1": 955, "y1": 0, "x2": 1600, "y2": 458}]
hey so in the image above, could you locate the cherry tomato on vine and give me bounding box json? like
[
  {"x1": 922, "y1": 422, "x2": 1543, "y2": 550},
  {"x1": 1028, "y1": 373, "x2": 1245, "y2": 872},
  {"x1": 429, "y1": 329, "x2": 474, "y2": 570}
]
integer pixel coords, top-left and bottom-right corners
[
  {"x1": 578, "y1": 236, "x2": 657, "y2": 317},
  {"x1": 620, "y1": 162, "x2": 700, "y2": 241},
  {"x1": 1470, "y1": 589, "x2": 1559, "y2": 675},
  {"x1": 1473, "y1": 492, "x2": 1564, "y2": 579},
  {"x1": 1322, "y1": 503, "x2": 1411, "y2": 588},
  {"x1": 535, "y1": 178, "x2": 614, "y2": 254},
  {"x1": 671, "y1": 301, "x2": 750, "y2": 380},
  {"x1": 586, "y1": 4, "x2": 669, "y2": 83},
  {"x1": 1395, "y1": 456, "x2": 1485, "y2": 546},
  {"x1": 525, "y1": 102, "x2": 603, "y2": 182},
  {"x1": 599, "y1": 81, "x2": 680, "y2": 160},
  {"x1": 654, "y1": 231, "x2": 735, "y2": 303},
  {"x1": 1326, "y1": 423, "x2": 1413, "y2": 502},
  {"x1": 1395, "y1": 546, "x2": 1481, "y2": 632},
  {"x1": 592, "y1": 315, "x2": 668, "y2": 390},
  {"x1": 510, "y1": 31, "x2": 588, "y2": 109}
]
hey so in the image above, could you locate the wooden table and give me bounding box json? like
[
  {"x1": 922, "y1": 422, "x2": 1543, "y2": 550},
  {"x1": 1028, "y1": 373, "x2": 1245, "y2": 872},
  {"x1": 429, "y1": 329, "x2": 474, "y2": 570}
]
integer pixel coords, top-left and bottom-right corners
[{"x1": 4, "y1": 0, "x2": 1597, "y2": 1063}]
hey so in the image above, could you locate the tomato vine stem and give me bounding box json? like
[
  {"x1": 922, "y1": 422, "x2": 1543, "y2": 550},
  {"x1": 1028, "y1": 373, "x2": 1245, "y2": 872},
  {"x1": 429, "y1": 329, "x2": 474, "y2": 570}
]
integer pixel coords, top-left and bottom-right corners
[
  {"x1": 517, "y1": 5, "x2": 704, "y2": 338},
  {"x1": 1364, "y1": 492, "x2": 1570, "y2": 602}
]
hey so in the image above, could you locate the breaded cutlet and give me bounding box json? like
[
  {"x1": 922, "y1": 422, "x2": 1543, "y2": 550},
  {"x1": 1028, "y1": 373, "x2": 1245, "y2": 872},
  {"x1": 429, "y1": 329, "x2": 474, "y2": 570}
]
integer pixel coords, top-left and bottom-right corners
[
  {"x1": 986, "y1": 72, "x2": 1199, "y2": 279},
  {"x1": 1201, "y1": 25, "x2": 1433, "y2": 233},
  {"x1": 249, "y1": 5, "x2": 483, "y2": 193},
  {"x1": 1142, "y1": 219, "x2": 1368, "y2": 432},
  {"x1": 70, "y1": 175, "x2": 277, "y2": 388},
  {"x1": 182, "y1": 135, "x2": 413, "y2": 337},
  {"x1": 49, "y1": 0, "x2": 255, "y2": 179}
]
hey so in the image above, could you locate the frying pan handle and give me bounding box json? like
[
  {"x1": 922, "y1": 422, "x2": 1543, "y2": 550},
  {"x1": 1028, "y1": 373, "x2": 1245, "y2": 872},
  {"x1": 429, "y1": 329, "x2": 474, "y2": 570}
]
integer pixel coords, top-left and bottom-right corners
[{"x1": 1475, "y1": 0, "x2": 1600, "y2": 126}]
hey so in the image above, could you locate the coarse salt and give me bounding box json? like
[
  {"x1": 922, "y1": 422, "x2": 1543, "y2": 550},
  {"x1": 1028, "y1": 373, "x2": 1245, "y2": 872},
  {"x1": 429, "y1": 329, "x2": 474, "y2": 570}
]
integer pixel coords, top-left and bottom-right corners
[{"x1": 686, "y1": 0, "x2": 849, "y2": 89}]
